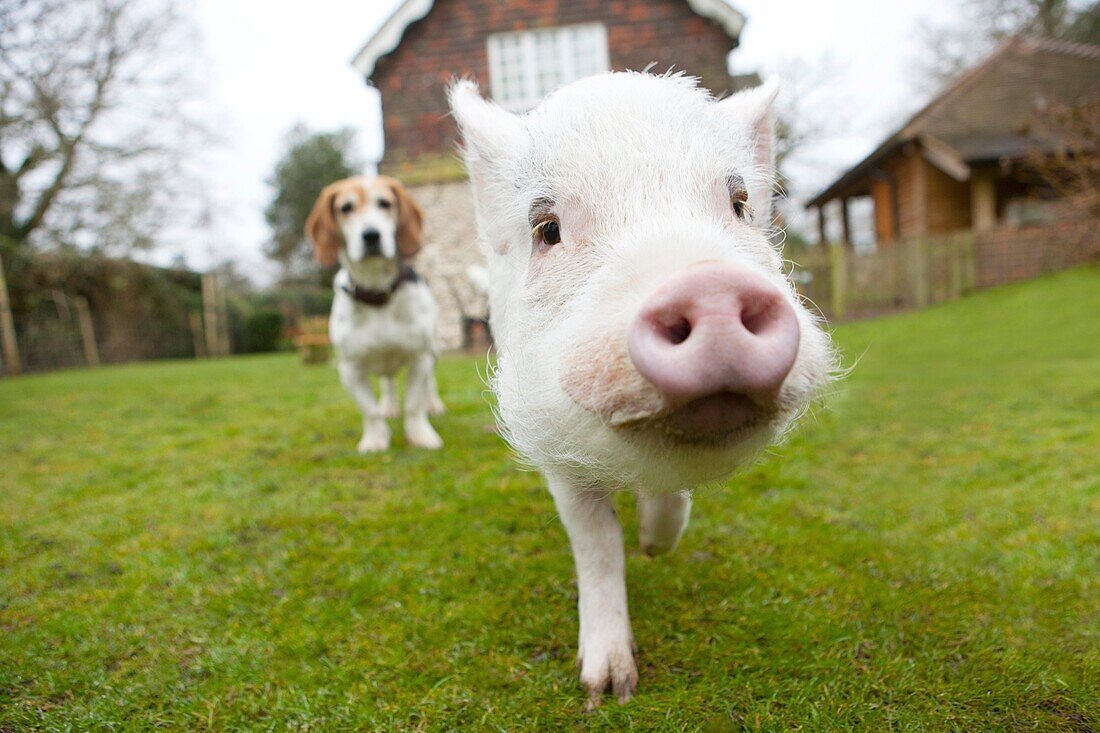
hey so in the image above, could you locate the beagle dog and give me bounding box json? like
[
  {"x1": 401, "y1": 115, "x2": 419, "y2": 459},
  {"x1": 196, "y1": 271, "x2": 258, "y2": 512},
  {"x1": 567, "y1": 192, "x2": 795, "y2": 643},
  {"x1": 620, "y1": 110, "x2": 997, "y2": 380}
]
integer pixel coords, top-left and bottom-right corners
[{"x1": 306, "y1": 175, "x2": 444, "y2": 452}]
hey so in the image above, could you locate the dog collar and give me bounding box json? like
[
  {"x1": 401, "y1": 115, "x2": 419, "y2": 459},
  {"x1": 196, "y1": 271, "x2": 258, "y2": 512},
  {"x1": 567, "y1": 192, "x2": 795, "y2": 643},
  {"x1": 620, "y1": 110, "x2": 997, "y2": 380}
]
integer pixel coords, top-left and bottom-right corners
[{"x1": 341, "y1": 265, "x2": 422, "y2": 308}]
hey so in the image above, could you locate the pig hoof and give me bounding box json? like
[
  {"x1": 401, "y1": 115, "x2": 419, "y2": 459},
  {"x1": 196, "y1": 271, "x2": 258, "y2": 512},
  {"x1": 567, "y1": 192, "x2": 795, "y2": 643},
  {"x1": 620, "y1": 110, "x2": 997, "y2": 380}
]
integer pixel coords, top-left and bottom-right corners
[
  {"x1": 578, "y1": 639, "x2": 638, "y2": 709},
  {"x1": 640, "y1": 535, "x2": 683, "y2": 556}
]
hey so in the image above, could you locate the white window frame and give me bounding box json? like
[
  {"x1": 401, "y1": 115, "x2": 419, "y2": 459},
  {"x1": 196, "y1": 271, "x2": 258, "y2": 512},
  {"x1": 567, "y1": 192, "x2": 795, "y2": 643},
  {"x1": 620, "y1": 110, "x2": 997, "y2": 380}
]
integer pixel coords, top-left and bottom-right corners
[{"x1": 486, "y1": 23, "x2": 610, "y2": 112}]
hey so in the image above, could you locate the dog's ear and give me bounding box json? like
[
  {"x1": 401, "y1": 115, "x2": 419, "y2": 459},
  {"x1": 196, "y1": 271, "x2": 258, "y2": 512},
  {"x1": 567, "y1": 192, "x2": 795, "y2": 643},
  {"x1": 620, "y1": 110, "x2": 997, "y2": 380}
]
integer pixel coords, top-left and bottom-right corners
[
  {"x1": 719, "y1": 79, "x2": 780, "y2": 222},
  {"x1": 449, "y1": 80, "x2": 530, "y2": 252},
  {"x1": 382, "y1": 176, "x2": 425, "y2": 259},
  {"x1": 305, "y1": 183, "x2": 342, "y2": 267}
]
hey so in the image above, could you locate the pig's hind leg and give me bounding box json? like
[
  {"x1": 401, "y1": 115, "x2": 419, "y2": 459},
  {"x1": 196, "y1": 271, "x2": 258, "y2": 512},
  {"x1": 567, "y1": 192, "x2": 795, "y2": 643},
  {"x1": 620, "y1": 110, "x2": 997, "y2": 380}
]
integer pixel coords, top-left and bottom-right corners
[{"x1": 637, "y1": 491, "x2": 692, "y2": 556}]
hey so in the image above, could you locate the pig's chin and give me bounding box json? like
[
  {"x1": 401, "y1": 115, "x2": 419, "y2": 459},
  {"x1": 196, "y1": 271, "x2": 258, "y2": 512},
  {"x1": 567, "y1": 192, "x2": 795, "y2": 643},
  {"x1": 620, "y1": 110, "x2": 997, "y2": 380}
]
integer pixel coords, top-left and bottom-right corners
[
  {"x1": 612, "y1": 392, "x2": 776, "y2": 447},
  {"x1": 498, "y1": 350, "x2": 786, "y2": 491},
  {"x1": 559, "y1": 331, "x2": 781, "y2": 452},
  {"x1": 602, "y1": 403, "x2": 783, "y2": 492}
]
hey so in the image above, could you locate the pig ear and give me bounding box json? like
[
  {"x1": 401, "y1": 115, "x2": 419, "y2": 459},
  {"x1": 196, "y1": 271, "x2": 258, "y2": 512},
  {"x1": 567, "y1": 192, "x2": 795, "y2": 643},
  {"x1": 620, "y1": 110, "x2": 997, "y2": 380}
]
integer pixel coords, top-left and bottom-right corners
[
  {"x1": 719, "y1": 79, "x2": 779, "y2": 170},
  {"x1": 449, "y1": 79, "x2": 527, "y2": 162},
  {"x1": 449, "y1": 80, "x2": 529, "y2": 209},
  {"x1": 719, "y1": 80, "x2": 779, "y2": 223}
]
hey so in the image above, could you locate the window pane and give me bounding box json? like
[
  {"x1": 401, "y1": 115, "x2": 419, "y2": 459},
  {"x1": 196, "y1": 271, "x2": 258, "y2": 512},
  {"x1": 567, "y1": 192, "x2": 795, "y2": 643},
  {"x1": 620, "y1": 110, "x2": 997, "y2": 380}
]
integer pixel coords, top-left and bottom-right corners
[
  {"x1": 487, "y1": 24, "x2": 608, "y2": 110},
  {"x1": 535, "y1": 30, "x2": 562, "y2": 96}
]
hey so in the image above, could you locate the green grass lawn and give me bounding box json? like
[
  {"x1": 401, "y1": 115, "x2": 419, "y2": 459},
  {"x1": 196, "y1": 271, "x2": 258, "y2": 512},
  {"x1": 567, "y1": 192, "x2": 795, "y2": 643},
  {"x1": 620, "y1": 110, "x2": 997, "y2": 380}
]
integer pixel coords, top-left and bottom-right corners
[{"x1": 2, "y1": 268, "x2": 1098, "y2": 732}]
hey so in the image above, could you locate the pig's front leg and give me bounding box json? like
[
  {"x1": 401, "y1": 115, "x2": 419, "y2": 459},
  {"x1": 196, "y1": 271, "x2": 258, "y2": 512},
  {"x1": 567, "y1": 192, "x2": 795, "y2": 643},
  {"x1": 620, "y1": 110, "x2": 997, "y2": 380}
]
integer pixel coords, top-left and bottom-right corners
[{"x1": 547, "y1": 473, "x2": 638, "y2": 708}]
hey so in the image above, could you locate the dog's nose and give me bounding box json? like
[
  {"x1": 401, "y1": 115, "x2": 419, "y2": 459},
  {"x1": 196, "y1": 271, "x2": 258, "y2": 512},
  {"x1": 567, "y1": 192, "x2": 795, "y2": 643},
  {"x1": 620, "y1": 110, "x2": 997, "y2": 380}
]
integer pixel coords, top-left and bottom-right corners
[
  {"x1": 627, "y1": 261, "x2": 800, "y2": 408},
  {"x1": 362, "y1": 228, "x2": 382, "y2": 256}
]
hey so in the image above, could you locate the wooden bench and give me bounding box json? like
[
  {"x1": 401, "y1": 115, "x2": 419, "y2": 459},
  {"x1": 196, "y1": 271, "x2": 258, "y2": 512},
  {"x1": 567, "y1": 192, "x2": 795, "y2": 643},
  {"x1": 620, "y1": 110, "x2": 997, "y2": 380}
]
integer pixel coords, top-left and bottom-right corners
[{"x1": 292, "y1": 331, "x2": 331, "y2": 365}]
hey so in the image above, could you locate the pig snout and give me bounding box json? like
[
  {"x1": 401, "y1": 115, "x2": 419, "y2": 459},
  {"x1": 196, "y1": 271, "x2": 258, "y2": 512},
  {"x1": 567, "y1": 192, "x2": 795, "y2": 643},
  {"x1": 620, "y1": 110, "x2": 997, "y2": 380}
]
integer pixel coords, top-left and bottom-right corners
[{"x1": 626, "y1": 262, "x2": 800, "y2": 433}]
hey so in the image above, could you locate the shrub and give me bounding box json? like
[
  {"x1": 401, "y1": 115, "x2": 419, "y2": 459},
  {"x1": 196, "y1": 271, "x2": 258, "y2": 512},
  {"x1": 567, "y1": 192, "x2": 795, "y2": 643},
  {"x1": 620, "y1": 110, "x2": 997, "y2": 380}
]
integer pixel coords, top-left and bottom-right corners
[{"x1": 241, "y1": 310, "x2": 283, "y2": 353}]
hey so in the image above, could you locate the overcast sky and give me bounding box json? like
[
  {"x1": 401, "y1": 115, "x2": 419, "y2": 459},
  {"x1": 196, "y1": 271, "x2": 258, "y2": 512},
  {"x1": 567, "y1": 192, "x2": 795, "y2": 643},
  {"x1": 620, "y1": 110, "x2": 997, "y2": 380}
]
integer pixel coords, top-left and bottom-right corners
[{"x1": 184, "y1": 0, "x2": 958, "y2": 281}]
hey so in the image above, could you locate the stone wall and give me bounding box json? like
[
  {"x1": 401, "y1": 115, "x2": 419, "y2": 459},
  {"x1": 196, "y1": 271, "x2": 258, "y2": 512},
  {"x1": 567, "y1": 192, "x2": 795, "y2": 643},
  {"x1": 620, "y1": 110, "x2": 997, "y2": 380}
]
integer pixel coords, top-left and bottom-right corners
[{"x1": 408, "y1": 179, "x2": 488, "y2": 351}]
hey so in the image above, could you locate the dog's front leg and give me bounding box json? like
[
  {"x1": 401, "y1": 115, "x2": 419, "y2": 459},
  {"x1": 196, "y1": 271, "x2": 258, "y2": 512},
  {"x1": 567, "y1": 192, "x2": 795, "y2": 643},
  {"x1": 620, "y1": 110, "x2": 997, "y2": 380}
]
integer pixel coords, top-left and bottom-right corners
[
  {"x1": 403, "y1": 353, "x2": 443, "y2": 449},
  {"x1": 547, "y1": 472, "x2": 637, "y2": 709},
  {"x1": 337, "y1": 362, "x2": 390, "y2": 453}
]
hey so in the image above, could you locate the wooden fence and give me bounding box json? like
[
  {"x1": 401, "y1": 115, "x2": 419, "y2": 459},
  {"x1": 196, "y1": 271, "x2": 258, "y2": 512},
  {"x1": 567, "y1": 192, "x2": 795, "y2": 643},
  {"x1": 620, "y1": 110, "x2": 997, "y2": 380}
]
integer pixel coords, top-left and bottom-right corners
[
  {"x1": 794, "y1": 231, "x2": 977, "y2": 320},
  {"x1": 0, "y1": 252, "x2": 232, "y2": 377},
  {"x1": 794, "y1": 219, "x2": 1099, "y2": 321}
]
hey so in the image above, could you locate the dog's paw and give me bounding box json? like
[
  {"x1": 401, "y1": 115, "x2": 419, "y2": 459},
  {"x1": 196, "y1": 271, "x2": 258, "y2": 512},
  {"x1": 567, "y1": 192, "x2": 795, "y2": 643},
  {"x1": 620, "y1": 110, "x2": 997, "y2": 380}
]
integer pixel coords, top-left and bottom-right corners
[
  {"x1": 427, "y1": 397, "x2": 446, "y2": 416},
  {"x1": 405, "y1": 419, "x2": 443, "y2": 450},
  {"x1": 578, "y1": 634, "x2": 638, "y2": 710},
  {"x1": 357, "y1": 425, "x2": 391, "y2": 453}
]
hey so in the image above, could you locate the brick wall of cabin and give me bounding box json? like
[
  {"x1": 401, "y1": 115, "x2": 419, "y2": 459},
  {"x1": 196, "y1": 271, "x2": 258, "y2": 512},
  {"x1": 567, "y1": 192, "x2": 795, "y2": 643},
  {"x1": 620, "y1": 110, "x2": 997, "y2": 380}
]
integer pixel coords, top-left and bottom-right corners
[
  {"x1": 976, "y1": 218, "x2": 1100, "y2": 288},
  {"x1": 371, "y1": 0, "x2": 737, "y2": 183}
]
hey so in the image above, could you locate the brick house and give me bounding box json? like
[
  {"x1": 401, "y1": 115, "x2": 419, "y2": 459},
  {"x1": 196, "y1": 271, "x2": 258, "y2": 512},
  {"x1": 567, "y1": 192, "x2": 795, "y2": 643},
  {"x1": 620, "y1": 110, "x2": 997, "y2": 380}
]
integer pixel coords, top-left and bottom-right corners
[
  {"x1": 353, "y1": 0, "x2": 748, "y2": 348},
  {"x1": 806, "y1": 37, "x2": 1100, "y2": 248}
]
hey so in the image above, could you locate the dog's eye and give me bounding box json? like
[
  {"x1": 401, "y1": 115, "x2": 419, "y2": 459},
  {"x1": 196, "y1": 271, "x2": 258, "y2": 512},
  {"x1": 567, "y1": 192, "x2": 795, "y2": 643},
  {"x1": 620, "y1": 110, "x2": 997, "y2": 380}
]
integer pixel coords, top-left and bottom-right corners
[
  {"x1": 378, "y1": 199, "x2": 392, "y2": 210},
  {"x1": 339, "y1": 202, "x2": 355, "y2": 215},
  {"x1": 535, "y1": 219, "x2": 562, "y2": 247}
]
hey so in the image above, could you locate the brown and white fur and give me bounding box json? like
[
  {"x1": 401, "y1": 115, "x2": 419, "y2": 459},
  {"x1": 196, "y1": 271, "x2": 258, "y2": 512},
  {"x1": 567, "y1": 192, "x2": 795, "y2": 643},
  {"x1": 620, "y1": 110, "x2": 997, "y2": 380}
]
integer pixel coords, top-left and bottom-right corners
[{"x1": 306, "y1": 176, "x2": 444, "y2": 452}]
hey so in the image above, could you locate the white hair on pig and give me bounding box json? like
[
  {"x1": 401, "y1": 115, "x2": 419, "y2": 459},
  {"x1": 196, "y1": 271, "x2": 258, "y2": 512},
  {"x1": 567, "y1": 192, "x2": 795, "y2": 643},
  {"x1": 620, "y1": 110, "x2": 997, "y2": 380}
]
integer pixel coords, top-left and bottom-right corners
[{"x1": 450, "y1": 70, "x2": 840, "y2": 705}]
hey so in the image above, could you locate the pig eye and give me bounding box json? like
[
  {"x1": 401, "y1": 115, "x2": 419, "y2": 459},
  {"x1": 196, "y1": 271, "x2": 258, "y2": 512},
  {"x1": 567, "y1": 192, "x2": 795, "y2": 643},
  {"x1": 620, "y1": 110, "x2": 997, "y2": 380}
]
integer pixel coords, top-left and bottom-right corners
[
  {"x1": 727, "y1": 175, "x2": 751, "y2": 221},
  {"x1": 730, "y1": 192, "x2": 748, "y2": 217},
  {"x1": 339, "y1": 202, "x2": 355, "y2": 215},
  {"x1": 535, "y1": 218, "x2": 562, "y2": 247}
]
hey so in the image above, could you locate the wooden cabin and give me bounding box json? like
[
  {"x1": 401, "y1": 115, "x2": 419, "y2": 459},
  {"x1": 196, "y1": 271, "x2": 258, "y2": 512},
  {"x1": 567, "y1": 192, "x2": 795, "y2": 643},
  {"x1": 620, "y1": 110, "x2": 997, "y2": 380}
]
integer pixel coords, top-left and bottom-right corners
[{"x1": 807, "y1": 37, "x2": 1100, "y2": 247}]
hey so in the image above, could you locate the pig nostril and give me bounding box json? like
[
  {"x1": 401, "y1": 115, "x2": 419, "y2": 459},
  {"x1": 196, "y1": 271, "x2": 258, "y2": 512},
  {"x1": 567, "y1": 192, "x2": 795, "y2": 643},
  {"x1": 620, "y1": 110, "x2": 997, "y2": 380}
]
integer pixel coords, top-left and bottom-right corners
[
  {"x1": 740, "y1": 299, "x2": 778, "y2": 336},
  {"x1": 661, "y1": 317, "x2": 692, "y2": 345}
]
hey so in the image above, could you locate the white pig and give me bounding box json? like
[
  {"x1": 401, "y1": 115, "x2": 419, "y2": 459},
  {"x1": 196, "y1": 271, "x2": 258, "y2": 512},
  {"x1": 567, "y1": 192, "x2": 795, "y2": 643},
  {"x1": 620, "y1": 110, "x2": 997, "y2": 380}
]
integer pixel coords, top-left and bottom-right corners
[{"x1": 450, "y1": 72, "x2": 836, "y2": 708}]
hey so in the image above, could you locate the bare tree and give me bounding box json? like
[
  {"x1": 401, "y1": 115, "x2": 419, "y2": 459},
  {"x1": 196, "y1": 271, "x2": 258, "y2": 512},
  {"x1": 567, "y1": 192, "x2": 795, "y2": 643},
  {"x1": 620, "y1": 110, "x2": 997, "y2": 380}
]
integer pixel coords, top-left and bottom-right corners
[
  {"x1": 761, "y1": 54, "x2": 851, "y2": 249},
  {"x1": 1024, "y1": 96, "x2": 1100, "y2": 217},
  {"x1": 0, "y1": 0, "x2": 205, "y2": 253}
]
